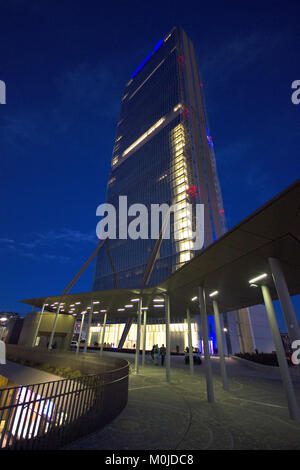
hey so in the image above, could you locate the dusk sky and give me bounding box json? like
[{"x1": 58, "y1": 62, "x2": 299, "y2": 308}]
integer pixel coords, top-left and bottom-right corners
[{"x1": 0, "y1": 0, "x2": 299, "y2": 329}]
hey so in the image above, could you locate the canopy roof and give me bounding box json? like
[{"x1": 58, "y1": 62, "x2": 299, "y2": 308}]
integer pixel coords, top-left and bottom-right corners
[{"x1": 21, "y1": 179, "x2": 300, "y2": 319}]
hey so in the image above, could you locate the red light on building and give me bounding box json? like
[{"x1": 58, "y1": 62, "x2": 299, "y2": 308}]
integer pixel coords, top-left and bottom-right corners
[
  {"x1": 178, "y1": 56, "x2": 184, "y2": 67},
  {"x1": 186, "y1": 186, "x2": 200, "y2": 197},
  {"x1": 180, "y1": 107, "x2": 189, "y2": 118}
]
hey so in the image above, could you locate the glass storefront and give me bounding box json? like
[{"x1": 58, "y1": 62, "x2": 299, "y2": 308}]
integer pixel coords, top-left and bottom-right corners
[{"x1": 88, "y1": 322, "x2": 214, "y2": 354}]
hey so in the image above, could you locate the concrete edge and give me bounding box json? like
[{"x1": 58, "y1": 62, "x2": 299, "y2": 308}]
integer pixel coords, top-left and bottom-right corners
[{"x1": 232, "y1": 355, "x2": 300, "y2": 377}]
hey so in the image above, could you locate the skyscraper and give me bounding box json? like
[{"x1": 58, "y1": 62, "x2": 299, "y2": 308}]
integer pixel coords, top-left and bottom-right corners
[{"x1": 93, "y1": 26, "x2": 227, "y2": 292}]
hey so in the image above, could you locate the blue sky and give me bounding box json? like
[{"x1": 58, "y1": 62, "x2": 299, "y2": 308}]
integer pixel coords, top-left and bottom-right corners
[{"x1": 0, "y1": 0, "x2": 299, "y2": 330}]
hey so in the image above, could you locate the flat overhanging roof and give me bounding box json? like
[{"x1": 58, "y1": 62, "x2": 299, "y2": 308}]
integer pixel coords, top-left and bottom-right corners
[{"x1": 21, "y1": 179, "x2": 300, "y2": 318}]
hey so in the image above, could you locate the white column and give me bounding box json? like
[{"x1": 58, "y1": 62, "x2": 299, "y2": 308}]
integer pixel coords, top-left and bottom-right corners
[
  {"x1": 134, "y1": 299, "x2": 142, "y2": 374},
  {"x1": 261, "y1": 284, "x2": 300, "y2": 421},
  {"x1": 186, "y1": 308, "x2": 194, "y2": 375},
  {"x1": 76, "y1": 313, "x2": 85, "y2": 354},
  {"x1": 142, "y1": 310, "x2": 147, "y2": 367},
  {"x1": 84, "y1": 302, "x2": 94, "y2": 353},
  {"x1": 0, "y1": 327, "x2": 5, "y2": 341},
  {"x1": 165, "y1": 294, "x2": 171, "y2": 383},
  {"x1": 213, "y1": 300, "x2": 229, "y2": 391},
  {"x1": 48, "y1": 305, "x2": 61, "y2": 351},
  {"x1": 198, "y1": 286, "x2": 214, "y2": 402},
  {"x1": 269, "y1": 257, "x2": 300, "y2": 343},
  {"x1": 100, "y1": 312, "x2": 107, "y2": 357},
  {"x1": 32, "y1": 302, "x2": 46, "y2": 348}
]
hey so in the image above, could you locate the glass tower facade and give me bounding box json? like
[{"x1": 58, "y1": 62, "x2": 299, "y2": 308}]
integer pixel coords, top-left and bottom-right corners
[{"x1": 93, "y1": 26, "x2": 227, "y2": 292}]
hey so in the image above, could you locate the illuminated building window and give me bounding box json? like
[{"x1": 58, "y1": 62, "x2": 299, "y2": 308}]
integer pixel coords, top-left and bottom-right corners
[
  {"x1": 158, "y1": 173, "x2": 168, "y2": 182},
  {"x1": 174, "y1": 192, "x2": 188, "y2": 203},
  {"x1": 173, "y1": 103, "x2": 183, "y2": 112},
  {"x1": 108, "y1": 177, "x2": 116, "y2": 186},
  {"x1": 164, "y1": 32, "x2": 172, "y2": 42},
  {"x1": 180, "y1": 251, "x2": 191, "y2": 263},
  {"x1": 122, "y1": 117, "x2": 166, "y2": 157},
  {"x1": 112, "y1": 155, "x2": 119, "y2": 167},
  {"x1": 170, "y1": 121, "x2": 194, "y2": 265},
  {"x1": 128, "y1": 60, "x2": 165, "y2": 101},
  {"x1": 90, "y1": 322, "x2": 200, "y2": 353}
]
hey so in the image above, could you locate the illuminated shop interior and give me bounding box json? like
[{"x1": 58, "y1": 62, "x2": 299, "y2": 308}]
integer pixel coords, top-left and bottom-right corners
[{"x1": 86, "y1": 322, "x2": 214, "y2": 354}]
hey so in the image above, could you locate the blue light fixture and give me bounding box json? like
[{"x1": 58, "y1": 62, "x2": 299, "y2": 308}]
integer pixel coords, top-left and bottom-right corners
[{"x1": 131, "y1": 39, "x2": 164, "y2": 79}]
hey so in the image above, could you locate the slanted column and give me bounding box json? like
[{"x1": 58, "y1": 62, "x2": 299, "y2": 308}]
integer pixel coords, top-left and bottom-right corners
[
  {"x1": 213, "y1": 300, "x2": 229, "y2": 391},
  {"x1": 76, "y1": 312, "x2": 85, "y2": 354},
  {"x1": 32, "y1": 302, "x2": 47, "y2": 348},
  {"x1": 186, "y1": 308, "x2": 194, "y2": 375},
  {"x1": 261, "y1": 284, "x2": 300, "y2": 421},
  {"x1": 164, "y1": 294, "x2": 171, "y2": 383},
  {"x1": 142, "y1": 310, "x2": 147, "y2": 367},
  {"x1": 134, "y1": 299, "x2": 142, "y2": 374},
  {"x1": 84, "y1": 302, "x2": 94, "y2": 353},
  {"x1": 198, "y1": 286, "x2": 214, "y2": 402},
  {"x1": 269, "y1": 257, "x2": 300, "y2": 344},
  {"x1": 48, "y1": 304, "x2": 61, "y2": 350},
  {"x1": 100, "y1": 312, "x2": 107, "y2": 357}
]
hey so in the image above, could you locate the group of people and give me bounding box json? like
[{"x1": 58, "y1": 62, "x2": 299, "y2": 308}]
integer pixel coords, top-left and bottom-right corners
[{"x1": 150, "y1": 344, "x2": 167, "y2": 366}]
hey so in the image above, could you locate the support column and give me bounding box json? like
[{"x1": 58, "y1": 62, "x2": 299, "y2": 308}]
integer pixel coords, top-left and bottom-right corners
[
  {"x1": 165, "y1": 294, "x2": 171, "y2": 383},
  {"x1": 76, "y1": 313, "x2": 85, "y2": 354},
  {"x1": 234, "y1": 310, "x2": 245, "y2": 353},
  {"x1": 142, "y1": 310, "x2": 147, "y2": 367},
  {"x1": 48, "y1": 305, "x2": 61, "y2": 351},
  {"x1": 32, "y1": 302, "x2": 46, "y2": 348},
  {"x1": 134, "y1": 299, "x2": 142, "y2": 374},
  {"x1": 100, "y1": 312, "x2": 107, "y2": 357},
  {"x1": 186, "y1": 308, "x2": 194, "y2": 375},
  {"x1": 84, "y1": 302, "x2": 94, "y2": 353},
  {"x1": 198, "y1": 286, "x2": 214, "y2": 402},
  {"x1": 269, "y1": 257, "x2": 300, "y2": 344},
  {"x1": 261, "y1": 284, "x2": 300, "y2": 421},
  {"x1": 213, "y1": 300, "x2": 229, "y2": 391},
  {"x1": 222, "y1": 312, "x2": 232, "y2": 355}
]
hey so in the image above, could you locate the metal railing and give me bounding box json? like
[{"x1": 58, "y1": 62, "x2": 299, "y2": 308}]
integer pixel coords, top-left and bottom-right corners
[{"x1": 0, "y1": 366, "x2": 129, "y2": 450}]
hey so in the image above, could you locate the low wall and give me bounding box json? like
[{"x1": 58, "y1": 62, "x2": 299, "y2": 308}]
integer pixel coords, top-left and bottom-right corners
[
  {"x1": 232, "y1": 355, "x2": 300, "y2": 378},
  {"x1": 6, "y1": 344, "x2": 127, "y2": 377}
]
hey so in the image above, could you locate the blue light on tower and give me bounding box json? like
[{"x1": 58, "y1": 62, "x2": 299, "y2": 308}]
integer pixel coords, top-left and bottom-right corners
[{"x1": 131, "y1": 39, "x2": 164, "y2": 79}]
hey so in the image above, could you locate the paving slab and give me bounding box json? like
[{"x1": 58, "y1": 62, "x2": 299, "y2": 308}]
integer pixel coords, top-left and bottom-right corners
[{"x1": 64, "y1": 355, "x2": 300, "y2": 450}]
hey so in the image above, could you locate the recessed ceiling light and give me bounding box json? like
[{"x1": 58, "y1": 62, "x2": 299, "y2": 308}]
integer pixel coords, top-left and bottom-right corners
[
  {"x1": 248, "y1": 273, "x2": 267, "y2": 284},
  {"x1": 209, "y1": 291, "x2": 218, "y2": 298}
]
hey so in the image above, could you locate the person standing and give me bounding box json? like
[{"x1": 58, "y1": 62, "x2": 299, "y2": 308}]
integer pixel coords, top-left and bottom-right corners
[
  {"x1": 150, "y1": 345, "x2": 155, "y2": 362},
  {"x1": 160, "y1": 344, "x2": 166, "y2": 366},
  {"x1": 153, "y1": 344, "x2": 160, "y2": 365}
]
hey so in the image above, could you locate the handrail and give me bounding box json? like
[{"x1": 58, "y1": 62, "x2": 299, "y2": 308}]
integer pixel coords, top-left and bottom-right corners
[{"x1": 0, "y1": 366, "x2": 129, "y2": 450}]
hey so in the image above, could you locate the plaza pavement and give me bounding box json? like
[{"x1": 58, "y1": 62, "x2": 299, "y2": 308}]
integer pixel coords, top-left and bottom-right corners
[{"x1": 64, "y1": 353, "x2": 300, "y2": 450}]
